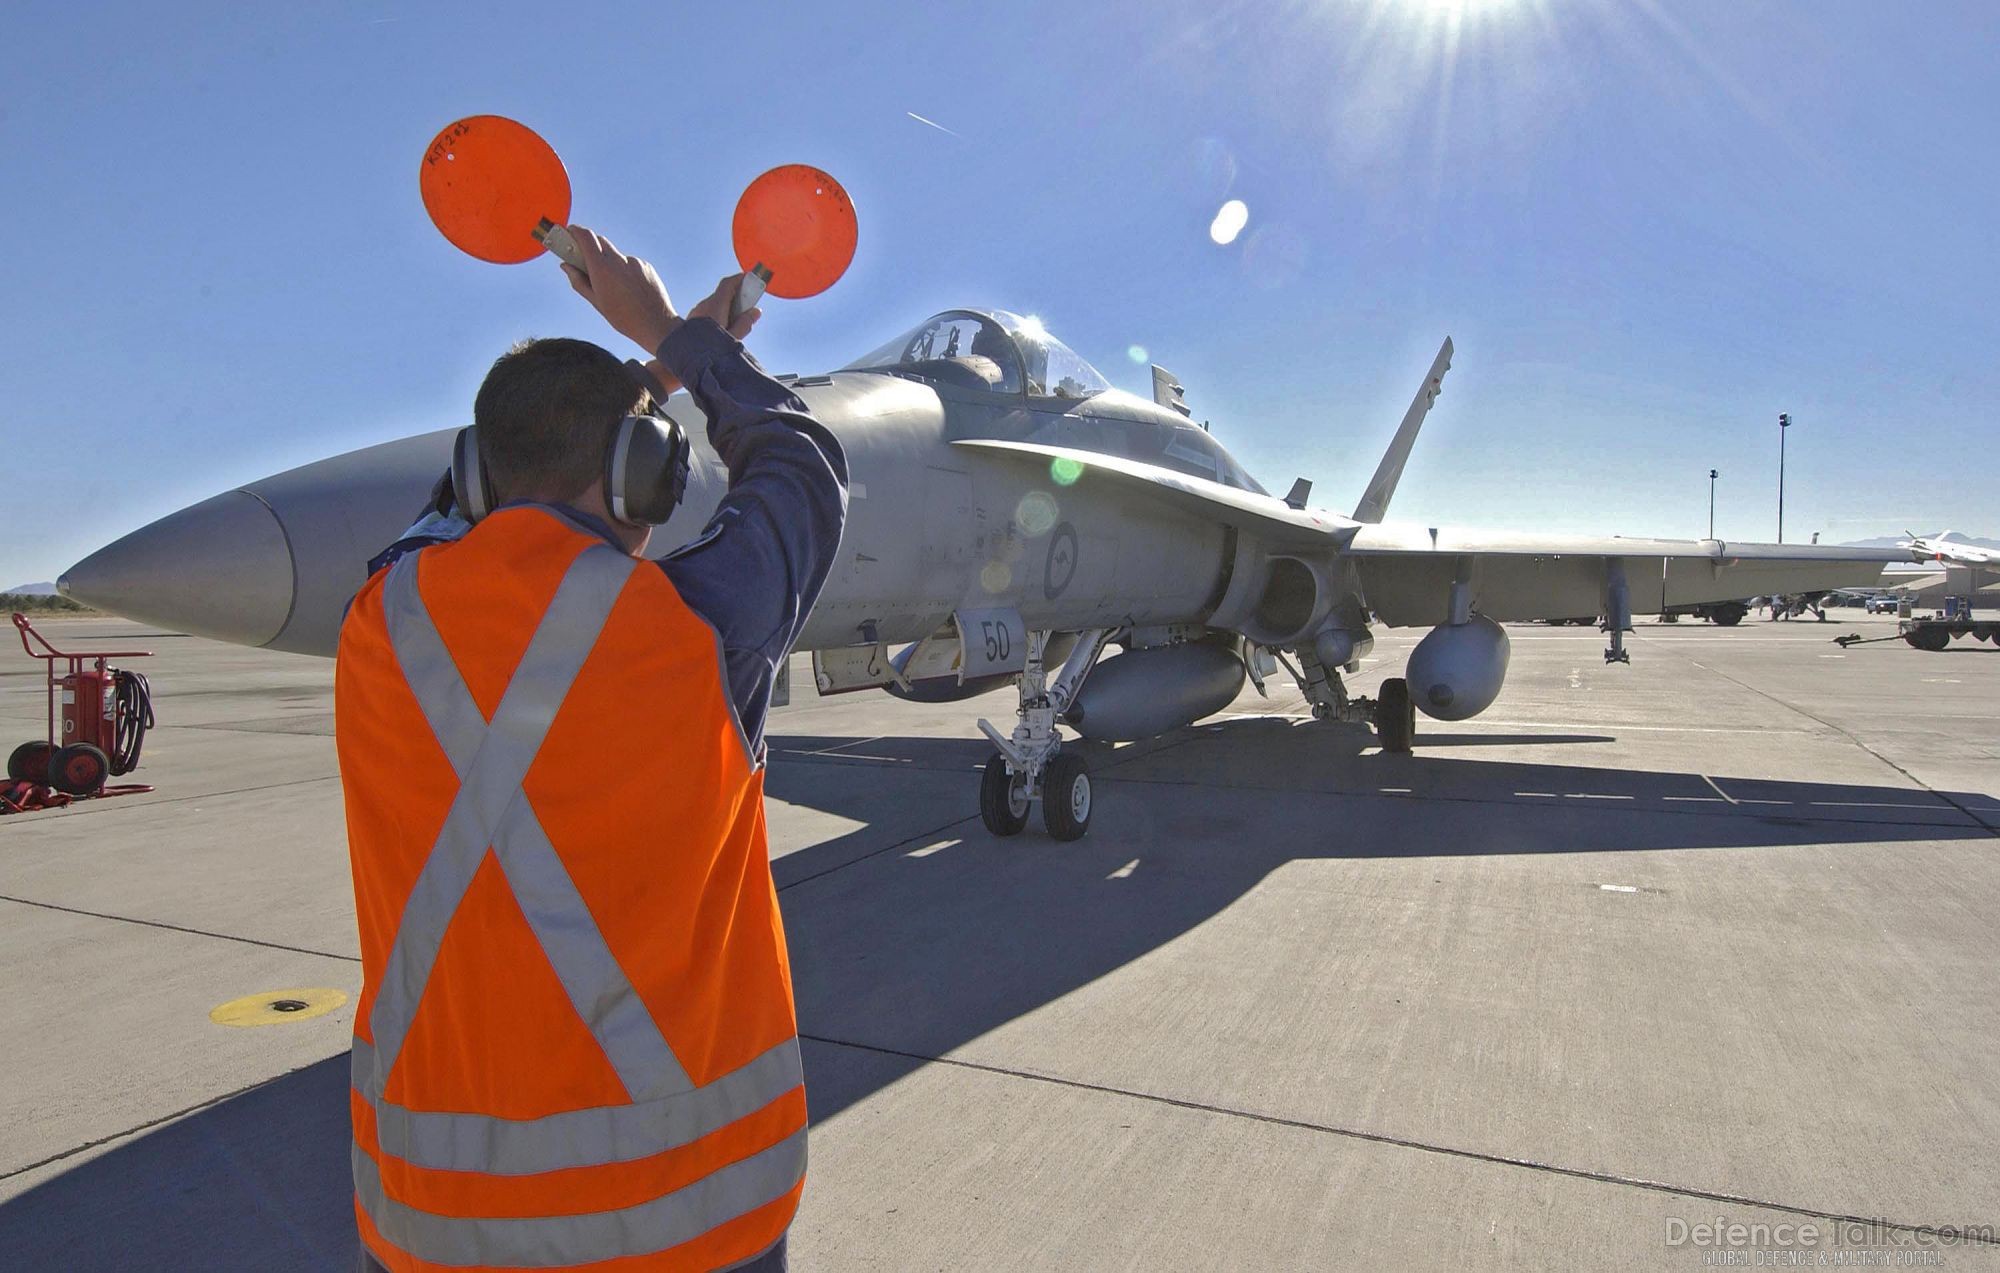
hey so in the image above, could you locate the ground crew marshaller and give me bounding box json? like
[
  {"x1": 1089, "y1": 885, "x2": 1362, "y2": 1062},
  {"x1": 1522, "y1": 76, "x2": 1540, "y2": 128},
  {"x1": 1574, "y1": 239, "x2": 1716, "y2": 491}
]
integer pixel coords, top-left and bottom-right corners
[{"x1": 336, "y1": 228, "x2": 848, "y2": 1272}]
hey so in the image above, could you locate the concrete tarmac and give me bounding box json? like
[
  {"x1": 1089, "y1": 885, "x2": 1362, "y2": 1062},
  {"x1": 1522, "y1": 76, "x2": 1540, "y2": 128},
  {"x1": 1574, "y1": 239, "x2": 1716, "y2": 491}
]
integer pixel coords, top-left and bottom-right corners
[{"x1": 2, "y1": 613, "x2": 1996, "y2": 1269}]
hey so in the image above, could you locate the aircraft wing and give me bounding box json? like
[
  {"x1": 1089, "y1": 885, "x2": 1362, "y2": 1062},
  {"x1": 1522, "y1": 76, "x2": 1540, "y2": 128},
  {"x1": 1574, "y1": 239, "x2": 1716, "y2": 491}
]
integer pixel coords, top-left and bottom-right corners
[
  {"x1": 1343, "y1": 525, "x2": 1903, "y2": 626},
  {"x1": 952, "y1": 439, "x2": 1898, "y2": 627},
  {"x1": 950, "y1": 438, "x2": 1349, "y2": 548}
]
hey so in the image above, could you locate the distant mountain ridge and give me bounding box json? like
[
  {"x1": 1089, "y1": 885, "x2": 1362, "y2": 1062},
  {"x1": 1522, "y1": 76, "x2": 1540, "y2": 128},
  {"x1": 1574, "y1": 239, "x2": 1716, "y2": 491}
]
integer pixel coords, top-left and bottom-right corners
[{"x1": 3, "y1": 582, "x2": 57, "y2": 596}]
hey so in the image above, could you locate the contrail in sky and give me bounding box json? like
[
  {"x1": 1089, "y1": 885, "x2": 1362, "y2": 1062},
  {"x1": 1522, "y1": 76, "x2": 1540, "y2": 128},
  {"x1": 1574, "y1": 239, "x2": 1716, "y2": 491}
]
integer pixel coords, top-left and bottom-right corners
[{"x1": 906, "y1": 111, "x2": 960, "y2": 138}]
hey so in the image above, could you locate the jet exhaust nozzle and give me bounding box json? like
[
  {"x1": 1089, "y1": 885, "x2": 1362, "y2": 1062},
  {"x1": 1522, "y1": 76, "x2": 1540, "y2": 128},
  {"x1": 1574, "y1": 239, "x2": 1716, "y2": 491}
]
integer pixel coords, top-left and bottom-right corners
[
  {"x1": 1405, "y1": 615, "x2": 1510, "y2": 721},
  {"x1": 1065, "y1": 640, "x2": 1245, "y2": 741}
]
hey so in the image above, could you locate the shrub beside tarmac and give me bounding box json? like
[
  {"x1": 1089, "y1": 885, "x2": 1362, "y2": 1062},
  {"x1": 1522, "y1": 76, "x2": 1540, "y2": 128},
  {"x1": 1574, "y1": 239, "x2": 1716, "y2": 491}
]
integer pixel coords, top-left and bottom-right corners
[{"x1": 0, "y1": 593, "x2": 95, "y2": 615}]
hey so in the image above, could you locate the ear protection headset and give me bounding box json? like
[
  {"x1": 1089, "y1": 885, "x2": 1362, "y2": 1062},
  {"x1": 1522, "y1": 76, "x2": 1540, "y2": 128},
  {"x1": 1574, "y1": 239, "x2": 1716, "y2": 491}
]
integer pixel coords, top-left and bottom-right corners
[{"x1": 450, "y1": 411, "x2": 691, "y2": 528}]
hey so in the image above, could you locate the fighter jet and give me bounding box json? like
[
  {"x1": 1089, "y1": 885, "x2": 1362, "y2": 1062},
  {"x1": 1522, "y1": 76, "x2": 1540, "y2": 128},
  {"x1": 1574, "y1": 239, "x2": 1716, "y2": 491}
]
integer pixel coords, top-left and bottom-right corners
[
  {"x1": 61, "y1": 310, "x2": 1899, "y2": 837},
  {"x1": 1903, "y1": 530, "x2": 2000, "y2": 567}
]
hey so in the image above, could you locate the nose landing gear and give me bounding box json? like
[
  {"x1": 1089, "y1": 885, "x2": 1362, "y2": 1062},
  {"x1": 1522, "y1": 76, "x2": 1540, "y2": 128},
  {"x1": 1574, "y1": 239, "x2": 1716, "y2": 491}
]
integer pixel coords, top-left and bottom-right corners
[{"x1": 976, "y1": 628, "x2": 1112, "y2": 840}]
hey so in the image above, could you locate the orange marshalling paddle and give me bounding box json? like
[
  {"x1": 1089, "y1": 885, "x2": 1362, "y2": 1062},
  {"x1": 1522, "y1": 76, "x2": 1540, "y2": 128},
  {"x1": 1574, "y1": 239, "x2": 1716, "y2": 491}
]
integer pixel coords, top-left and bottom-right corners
[
  {"x1": 421, "y1": 119, "x2": 860, "y2": 318},
  {"x1": 729, "y1": 164, "x2": 858, "y2": 316},
  {"x1": 419, "y1": 115, "x2": 572, "y2": 265}
]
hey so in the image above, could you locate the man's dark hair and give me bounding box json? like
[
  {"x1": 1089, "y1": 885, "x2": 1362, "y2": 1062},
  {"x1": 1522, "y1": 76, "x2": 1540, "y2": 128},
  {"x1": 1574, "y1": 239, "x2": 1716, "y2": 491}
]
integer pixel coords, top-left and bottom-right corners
[{"x1": 473, "y1": 338, "x2": 652, "y2": 504}]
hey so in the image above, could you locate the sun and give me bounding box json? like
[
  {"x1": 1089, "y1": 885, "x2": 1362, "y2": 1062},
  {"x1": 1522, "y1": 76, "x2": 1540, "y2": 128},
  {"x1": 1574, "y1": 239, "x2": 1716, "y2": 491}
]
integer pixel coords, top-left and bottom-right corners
[{"x1": 1405, "y1": 0, "x2": 1515, "y2": 21}]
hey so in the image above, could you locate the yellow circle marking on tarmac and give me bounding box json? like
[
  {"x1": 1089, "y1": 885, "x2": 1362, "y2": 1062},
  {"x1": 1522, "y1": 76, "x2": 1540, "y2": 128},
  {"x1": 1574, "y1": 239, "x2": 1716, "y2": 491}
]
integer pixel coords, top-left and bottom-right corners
[{"x1": 209, "y1": 987, "x2": 349, "y2": 1027}]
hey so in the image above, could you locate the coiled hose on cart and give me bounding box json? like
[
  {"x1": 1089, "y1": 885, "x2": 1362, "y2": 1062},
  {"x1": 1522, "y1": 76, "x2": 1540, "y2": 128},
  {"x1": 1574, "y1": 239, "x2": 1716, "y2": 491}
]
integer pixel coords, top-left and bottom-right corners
[{"x1": 109, "y1": 669, "x2": 154, "y2": 776}]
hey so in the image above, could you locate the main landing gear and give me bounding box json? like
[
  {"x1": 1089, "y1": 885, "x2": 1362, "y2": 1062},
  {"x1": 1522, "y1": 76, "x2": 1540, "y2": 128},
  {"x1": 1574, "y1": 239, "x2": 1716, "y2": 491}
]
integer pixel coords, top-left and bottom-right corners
[
  {"x1": 1286, "y1": 646, "x2": 1415, "y2": 754},
  {"x1": 977, "y1": 628, "x2": 1113, "y2": 840}
]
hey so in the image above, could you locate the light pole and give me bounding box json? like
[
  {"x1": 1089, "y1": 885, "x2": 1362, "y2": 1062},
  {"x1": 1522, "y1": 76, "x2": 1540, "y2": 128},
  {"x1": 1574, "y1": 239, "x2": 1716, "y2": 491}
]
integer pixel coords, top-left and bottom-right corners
[
  {"x1": 1777, "y1": 413, "x2": 1792, "y2": 543},
  {"x1": 1708, "y1": 469, "x2": 1718, "y2": 539}
]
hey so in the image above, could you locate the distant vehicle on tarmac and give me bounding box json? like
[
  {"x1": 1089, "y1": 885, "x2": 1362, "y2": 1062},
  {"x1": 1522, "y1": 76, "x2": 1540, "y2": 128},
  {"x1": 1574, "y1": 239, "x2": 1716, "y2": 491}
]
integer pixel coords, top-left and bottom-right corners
[{"x1": 1654, "y1": 599, "x2": 1750, "y2": 626}]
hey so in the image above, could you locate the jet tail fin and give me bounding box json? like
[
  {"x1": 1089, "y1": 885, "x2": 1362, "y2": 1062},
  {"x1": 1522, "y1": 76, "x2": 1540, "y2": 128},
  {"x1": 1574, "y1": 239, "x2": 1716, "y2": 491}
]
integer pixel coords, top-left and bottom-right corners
[
  {"x1": 1151, "y1": 365, "x2": 1191, "y2": 418},
  {"x1": 1351, "y1": 337, "x2": 1452, "y2": 524}
]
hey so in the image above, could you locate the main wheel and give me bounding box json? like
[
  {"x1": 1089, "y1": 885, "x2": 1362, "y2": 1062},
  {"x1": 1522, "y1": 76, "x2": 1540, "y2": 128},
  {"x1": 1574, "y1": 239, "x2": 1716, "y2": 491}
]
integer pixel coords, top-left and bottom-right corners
[
  {"x1": 1376, "y1": 677, "x2": 1415, "y2": 753},
  {"x1": 1042, "y1": 751, "x2": 1092, "y2": 841},
  {"x1": 1710, "y1": 605, "x2": 1745, "y2": 627},
  {"x1": 49, "y1": 743, "x2": 109, "y2": 796},
  {"x1": 8, "y1": 741, "x2": 54, "y2": 784},
  {"x1": 979, "y1": 754, "x2": 1030, "y2": 836}
]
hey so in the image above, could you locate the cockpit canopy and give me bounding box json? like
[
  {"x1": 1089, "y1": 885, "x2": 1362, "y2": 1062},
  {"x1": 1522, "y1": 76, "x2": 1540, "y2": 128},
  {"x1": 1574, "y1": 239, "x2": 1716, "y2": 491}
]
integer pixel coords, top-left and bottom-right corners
[{"x1": 842, "y1": 309, "x2": 1112, "y2": 400}]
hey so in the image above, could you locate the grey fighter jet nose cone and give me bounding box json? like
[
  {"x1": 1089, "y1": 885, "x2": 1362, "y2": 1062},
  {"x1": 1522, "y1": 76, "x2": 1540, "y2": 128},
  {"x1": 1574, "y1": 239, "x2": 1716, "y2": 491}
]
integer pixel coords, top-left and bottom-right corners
[{"x1": 60, "y1": 490, "x2": 294, "y2": 647}]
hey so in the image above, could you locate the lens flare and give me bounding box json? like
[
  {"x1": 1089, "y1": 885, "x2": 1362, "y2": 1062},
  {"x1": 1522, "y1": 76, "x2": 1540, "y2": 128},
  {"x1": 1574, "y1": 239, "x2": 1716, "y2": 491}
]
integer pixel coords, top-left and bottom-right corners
[
  {"x1": 1049, "y1": 457, "x2": 1084, "y2": 487},
  {"x1": 1015, "y1": 491, "x2": 1060, "y2": 536},
  {"x1": 1242, "y1": 223, "x2": 1308, "y2": 290},
  {"x1": 1209, "y1": 199, "x2": 1249, "y2": 245},
  {"x1": 1126, "y1": 344, "x2": 1150, "y2": 364}
]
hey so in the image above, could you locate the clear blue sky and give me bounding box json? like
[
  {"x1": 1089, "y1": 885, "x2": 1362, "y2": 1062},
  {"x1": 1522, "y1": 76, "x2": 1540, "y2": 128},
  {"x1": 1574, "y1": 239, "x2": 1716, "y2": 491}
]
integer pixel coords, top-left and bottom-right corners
[{"x1": 4, "y1": 0, "x2": 1995, "y2": 587}]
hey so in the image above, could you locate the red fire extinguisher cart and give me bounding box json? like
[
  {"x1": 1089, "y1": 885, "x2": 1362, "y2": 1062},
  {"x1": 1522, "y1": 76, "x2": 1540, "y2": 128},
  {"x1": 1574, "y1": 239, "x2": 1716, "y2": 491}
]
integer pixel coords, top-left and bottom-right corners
[{"x1": 7, "y1": 612, "x2": 156, "y2": 800}]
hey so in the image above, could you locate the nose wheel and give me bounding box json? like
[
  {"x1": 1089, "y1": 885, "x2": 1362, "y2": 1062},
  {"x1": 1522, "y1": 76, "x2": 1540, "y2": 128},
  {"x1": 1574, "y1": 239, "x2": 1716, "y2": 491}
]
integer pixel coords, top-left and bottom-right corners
[
  {"x1": 1041, "y1": 752, "x2": 1092, "y2": 840},
  {"x1": 979, "y1": 755, "x2": 1031, "y2": 836},
  {"x1": 977, "y1": 749, "x2": 1093, "y2": 840}
]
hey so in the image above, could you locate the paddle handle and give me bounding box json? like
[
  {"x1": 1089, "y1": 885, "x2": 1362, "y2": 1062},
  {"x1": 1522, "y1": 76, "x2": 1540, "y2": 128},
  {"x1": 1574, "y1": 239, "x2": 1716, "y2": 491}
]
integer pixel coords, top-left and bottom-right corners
[
  {"x1": 533, "y1": 218, "x2": 586, "y2": 272},
  {"x1": 733, "y1": 264, "x2": 772, "y2": 321}
]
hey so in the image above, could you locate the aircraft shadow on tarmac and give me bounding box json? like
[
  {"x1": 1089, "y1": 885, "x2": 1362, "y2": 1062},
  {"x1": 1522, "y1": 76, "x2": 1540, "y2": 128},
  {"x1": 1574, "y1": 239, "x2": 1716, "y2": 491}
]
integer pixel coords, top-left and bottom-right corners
[
  {"x1": 764, "y1": 715, "x2": 1999, "y2": 1118},
  {"x1": 5, "y1": 716, "x2": 1994, "y2": 1269}
]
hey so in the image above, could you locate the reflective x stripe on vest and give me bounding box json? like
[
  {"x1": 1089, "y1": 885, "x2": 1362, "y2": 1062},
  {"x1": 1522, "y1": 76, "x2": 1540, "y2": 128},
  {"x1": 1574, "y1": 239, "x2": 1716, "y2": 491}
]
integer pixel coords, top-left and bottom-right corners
[{"x1": 352, "y1": 546, "x2": 804, "y2": 1266}]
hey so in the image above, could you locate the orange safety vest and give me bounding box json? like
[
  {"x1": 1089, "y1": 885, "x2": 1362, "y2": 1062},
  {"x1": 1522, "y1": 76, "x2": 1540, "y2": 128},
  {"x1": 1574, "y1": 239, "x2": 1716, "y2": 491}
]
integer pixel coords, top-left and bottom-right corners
[{"x1": 335, "y1": 507, "x2": 805, "y2": 1272}]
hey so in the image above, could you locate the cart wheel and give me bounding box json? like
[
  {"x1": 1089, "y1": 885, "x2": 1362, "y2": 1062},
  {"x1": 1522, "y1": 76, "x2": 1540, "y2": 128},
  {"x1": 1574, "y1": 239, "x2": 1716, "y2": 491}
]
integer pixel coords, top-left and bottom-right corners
[
  {"x1": 50, "y1": 744, "x2": 109, "y2": 796},
  {"x1": 8, "y1": 741, "x2": 54, "y2": 785}
]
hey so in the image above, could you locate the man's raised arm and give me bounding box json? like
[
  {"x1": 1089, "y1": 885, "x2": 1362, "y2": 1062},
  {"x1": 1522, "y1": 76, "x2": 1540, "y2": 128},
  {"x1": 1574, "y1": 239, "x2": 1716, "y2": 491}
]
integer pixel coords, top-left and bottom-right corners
[
  {"x1": 651, "y1": 311, "x2": 849, "y2": 760},
  {"x1": 561, "y1": 235, "x2": 849, "y2": 756}
]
